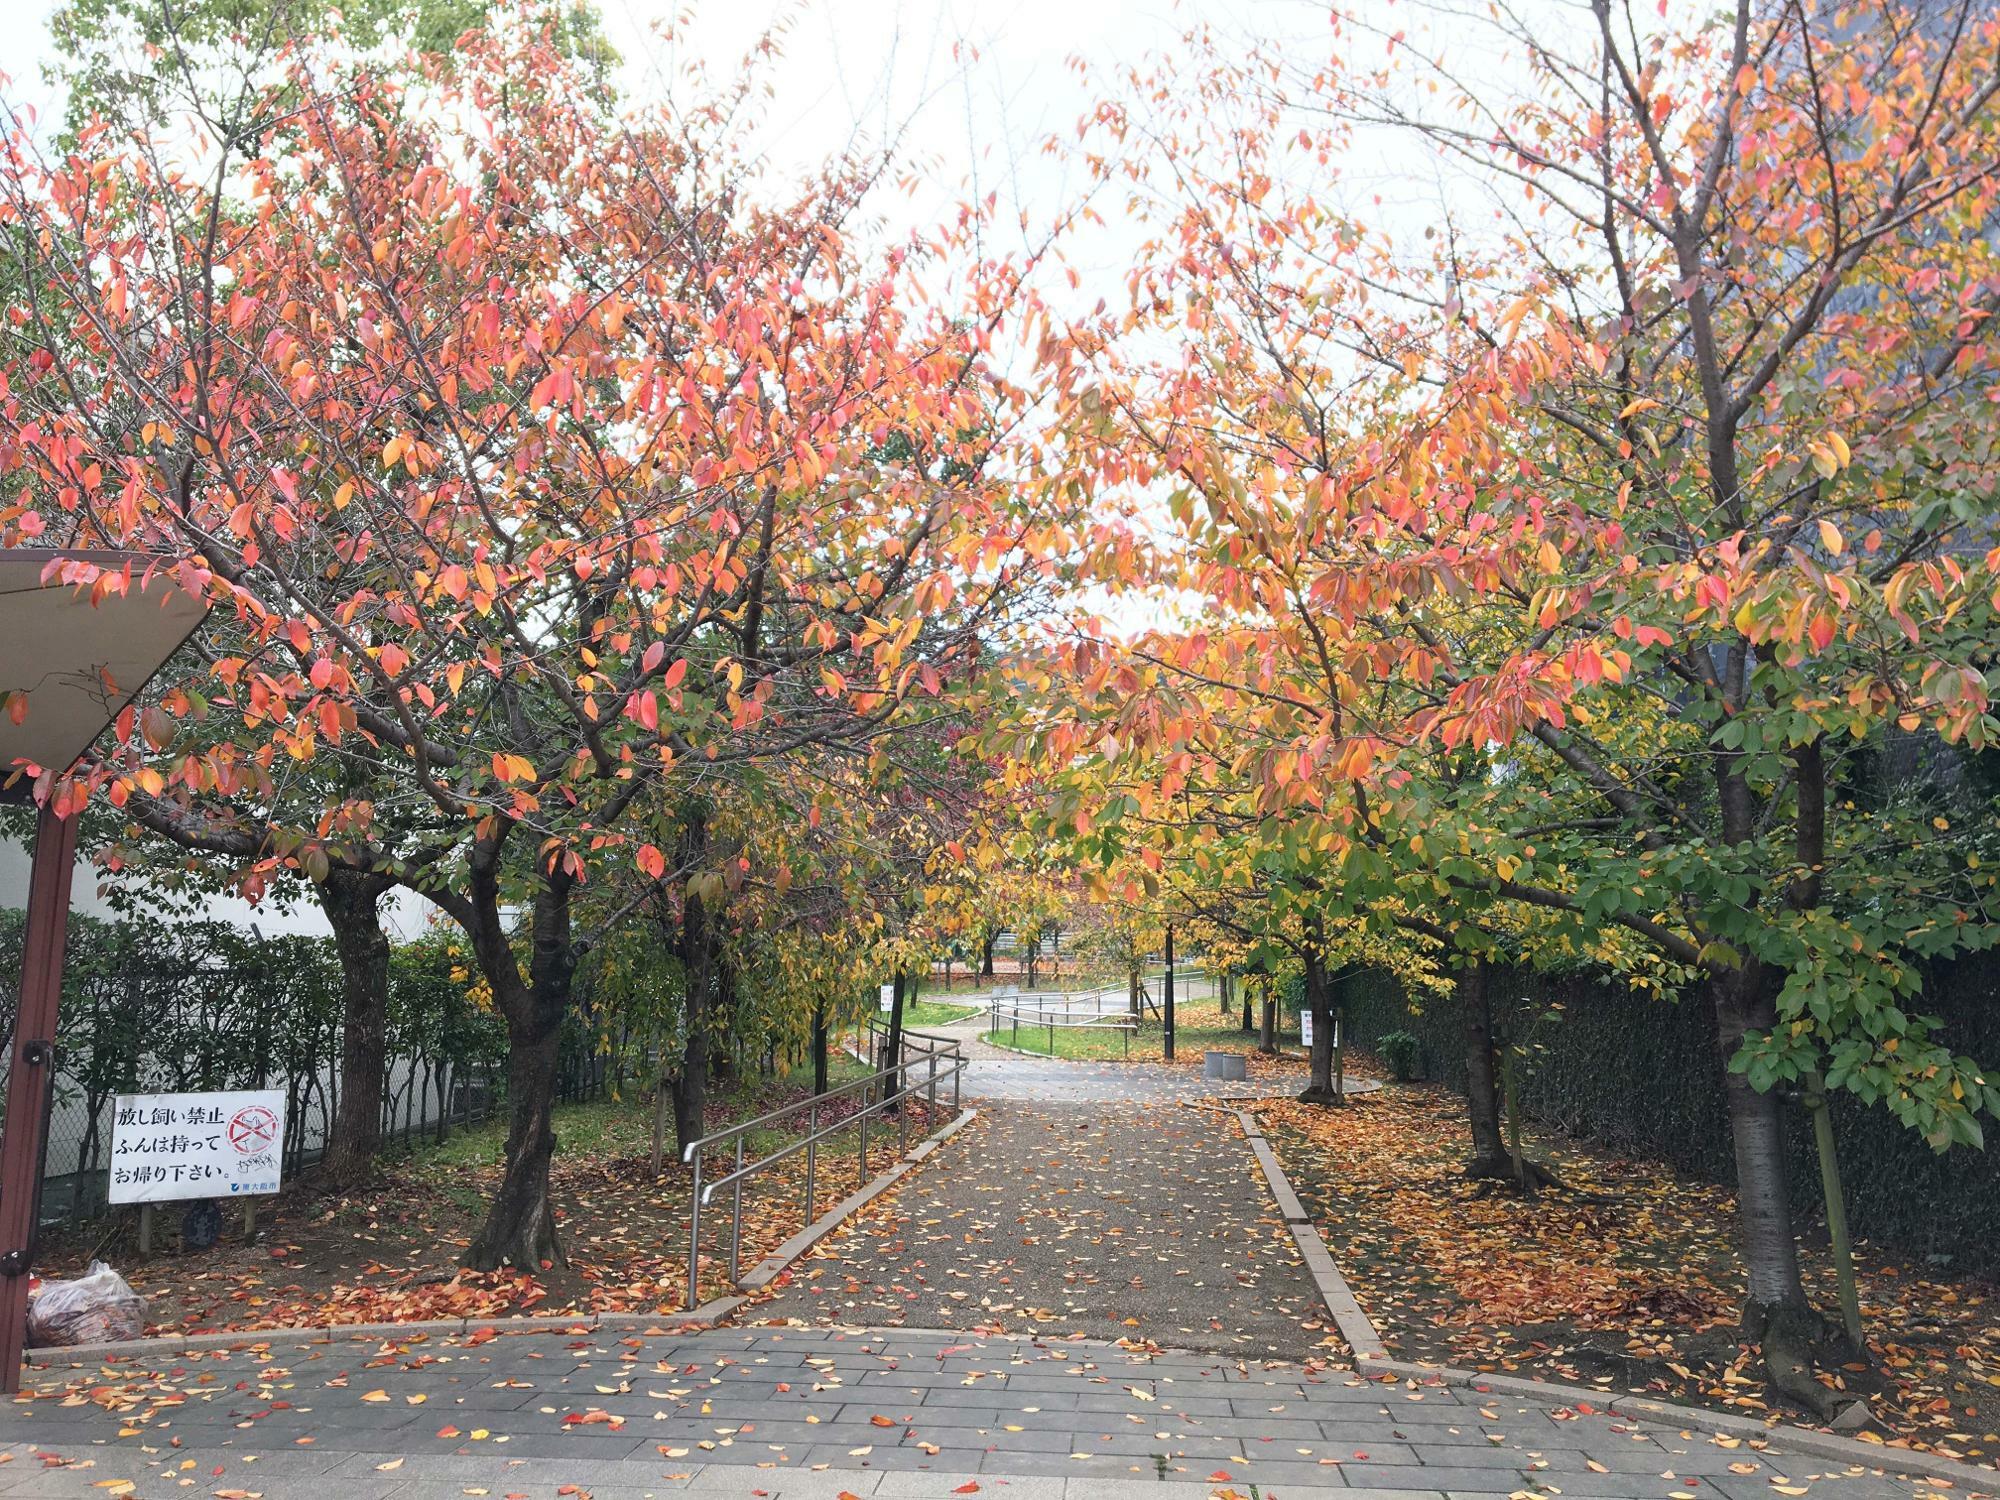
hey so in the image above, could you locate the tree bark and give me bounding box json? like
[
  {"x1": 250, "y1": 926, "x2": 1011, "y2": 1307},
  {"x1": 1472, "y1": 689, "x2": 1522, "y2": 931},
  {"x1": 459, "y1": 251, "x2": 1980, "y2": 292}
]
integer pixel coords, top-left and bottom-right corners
[
  {"x1": 1459, "y1": 960, "x2": 1508, "y2": 1175},
  {"x1": 1297, "y1": 933, "x2": 1339, "y2": 1105},
  {"x1": 318, "y1": 868, "x2": 395, "y2": 1189},
  {"x1": 980, "y1": 931, "x2": 995, "y2": 979},
  {"x1": 812, "y1": 1002, "x2": 829, "y2": 1095},
  {"x1": 1258, "y1": 986, "x2": 1277, "y2": 1054},
  {"x1": 1713, "y1": 965, "x2": 1808, "y2": 1313},
  {"x1": 464, "y1": 1007, "x2": 564, "y2": 1269},
  {"x1": 883, "y1": 969, "x2": 908, "y2": 1109},
  {"x1": 672, "y1": 818, "x2": 714, "y2": 1156}
]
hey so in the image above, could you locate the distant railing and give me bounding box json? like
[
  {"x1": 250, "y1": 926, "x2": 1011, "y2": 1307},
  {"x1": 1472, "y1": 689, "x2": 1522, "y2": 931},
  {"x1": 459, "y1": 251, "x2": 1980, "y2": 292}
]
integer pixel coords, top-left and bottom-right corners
[
  {"x1": 681, "y1": 1032, "x2": 965, "y2": 1305},
  {"x1": 988, "y1": 993, "x2": 1139, "y2": 1057}
]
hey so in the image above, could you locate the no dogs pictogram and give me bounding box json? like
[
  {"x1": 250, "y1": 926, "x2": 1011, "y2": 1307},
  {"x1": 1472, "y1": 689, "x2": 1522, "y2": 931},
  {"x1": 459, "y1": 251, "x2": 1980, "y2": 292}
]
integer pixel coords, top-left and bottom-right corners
[{"x1": 227, "y1": 1104, "x2": 279, "y2": 1154}]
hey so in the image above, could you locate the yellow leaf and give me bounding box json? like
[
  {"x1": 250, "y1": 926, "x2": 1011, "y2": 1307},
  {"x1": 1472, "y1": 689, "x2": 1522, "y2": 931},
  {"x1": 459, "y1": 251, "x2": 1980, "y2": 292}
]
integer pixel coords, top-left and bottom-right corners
[
  {"x1": 1817, "y1": 519, "x2": 1843, "y2": 556},
  {"x1": 93, "y1": 1484, "x2": 135, "y2": 1496},
  {"x1": 360, "y1": 1389, "x2": 389, "y2": 1403},
  {"x1": 376, "y1": 1459, "x2": 404, "y2": 1472},
  {"x1": 1618, "y1": 396, "x2": 1662, "y2": 419}
]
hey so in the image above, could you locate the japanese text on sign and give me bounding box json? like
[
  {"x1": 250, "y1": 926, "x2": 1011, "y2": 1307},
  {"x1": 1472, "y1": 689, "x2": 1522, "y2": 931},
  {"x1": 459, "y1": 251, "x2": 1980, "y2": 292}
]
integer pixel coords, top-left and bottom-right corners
[{"x1": 108, "y1": 1089, "x2": 286, "y2": 1204}]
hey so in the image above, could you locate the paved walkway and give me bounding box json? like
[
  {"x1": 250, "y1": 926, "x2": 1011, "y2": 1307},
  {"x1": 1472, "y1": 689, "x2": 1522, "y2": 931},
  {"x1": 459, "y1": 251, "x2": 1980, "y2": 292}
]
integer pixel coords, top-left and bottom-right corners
[
  {"x1": 4, "y1": 1325, "x2": 1956, "y2": 1500},
  {"x1": 750, "y1": 1091, "x2": 1332, "y2": 1358},
  {"x1": 4, "y1": 1043, "x2": 1970, "y2": 1500}
]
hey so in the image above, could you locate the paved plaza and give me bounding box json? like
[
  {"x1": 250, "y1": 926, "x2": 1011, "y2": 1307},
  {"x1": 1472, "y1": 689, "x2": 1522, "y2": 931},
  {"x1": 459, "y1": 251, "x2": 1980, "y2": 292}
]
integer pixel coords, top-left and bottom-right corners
[
  {"x1": 0, "y1": 1049, "x2": 1979, "y2": 1500},
  {"x1": 3, "y1": 1323, "x2": 1963, "y2": 1500}
]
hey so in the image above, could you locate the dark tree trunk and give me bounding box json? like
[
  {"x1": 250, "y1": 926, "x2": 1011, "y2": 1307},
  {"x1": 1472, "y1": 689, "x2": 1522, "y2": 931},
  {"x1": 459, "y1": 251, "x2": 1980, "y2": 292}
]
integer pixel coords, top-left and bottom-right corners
[
  {"x1": 1242, "y1": 976, "x2": 1254, "y2": 1032},
  {"x1": 465, "y1": 1008, "x2": 564, "y2": 1269},
  {"x1": 672, "y1": 819, "x2": 714, "y2": 1156},
  {"x1": 1297, "y1": 934, "x2": 1339, "y2": 1105},
  {"x1": 980, "y1": 932, "x2": 995, "y2": 979},
  {"x1": 1258, "y1": 987, "x2": 1277, "y2": 1054},
  {"x1": 883, "y1": 969, "x2": 908, "y2": 1109},
  {"x1": 462, "y1": 872, "x2": 573, "y2": 1271},
  {"x1": 812, "y1": 1003, "x2": 829, "y2": 1095},
  {"x1": 1459, "y1": 960, "x2": 1508, "y2": 1175},
  {"x1": 319, "y1": 869, "x2": 395, "y2": 1189}
]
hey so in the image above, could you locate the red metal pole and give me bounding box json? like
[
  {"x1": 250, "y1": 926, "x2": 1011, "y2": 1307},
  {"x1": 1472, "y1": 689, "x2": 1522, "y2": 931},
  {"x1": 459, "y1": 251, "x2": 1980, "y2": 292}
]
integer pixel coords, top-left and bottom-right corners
[{"x1": 0, "y1": 802, "x2": 80, "y2": 1393}]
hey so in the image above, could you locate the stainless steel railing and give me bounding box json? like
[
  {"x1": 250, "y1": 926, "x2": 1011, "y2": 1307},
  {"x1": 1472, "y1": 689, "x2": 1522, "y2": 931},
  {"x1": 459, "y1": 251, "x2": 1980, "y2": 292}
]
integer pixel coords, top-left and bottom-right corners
[{"x1": 681, "y1": 1033, "x2": 966, "y2": 1306}]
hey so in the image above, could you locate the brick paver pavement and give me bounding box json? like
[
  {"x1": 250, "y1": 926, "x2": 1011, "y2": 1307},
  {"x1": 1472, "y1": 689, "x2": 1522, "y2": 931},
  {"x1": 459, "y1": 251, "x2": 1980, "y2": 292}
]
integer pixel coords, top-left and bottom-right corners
[{"x1": 2, "y1": 1325, "x2": 1959, "y2": 1500}]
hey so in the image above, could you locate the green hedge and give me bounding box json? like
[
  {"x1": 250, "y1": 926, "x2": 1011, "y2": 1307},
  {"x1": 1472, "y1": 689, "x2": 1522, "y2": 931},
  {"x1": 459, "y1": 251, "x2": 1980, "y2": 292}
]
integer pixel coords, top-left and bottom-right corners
[{"x1": 1340, "y1": 961, "x2": 2000, "y2": 1275}]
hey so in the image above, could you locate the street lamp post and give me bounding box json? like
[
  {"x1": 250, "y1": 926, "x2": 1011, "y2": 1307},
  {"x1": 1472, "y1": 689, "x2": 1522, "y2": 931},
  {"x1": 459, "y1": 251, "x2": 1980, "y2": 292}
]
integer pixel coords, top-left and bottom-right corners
[{"x1": 1163, "y1": 924, "x2": 1176, "y2": 1063}]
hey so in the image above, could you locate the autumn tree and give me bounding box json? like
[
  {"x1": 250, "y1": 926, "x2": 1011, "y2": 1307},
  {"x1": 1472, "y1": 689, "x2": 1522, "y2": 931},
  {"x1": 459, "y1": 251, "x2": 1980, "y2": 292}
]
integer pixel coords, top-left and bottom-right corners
[
  {"x1": 0, "y1": 15, "x2": 1081, "y2": 1267},
  {"x1": 1032, "y1": 0, "x2": 2000, "y2": 1406}
]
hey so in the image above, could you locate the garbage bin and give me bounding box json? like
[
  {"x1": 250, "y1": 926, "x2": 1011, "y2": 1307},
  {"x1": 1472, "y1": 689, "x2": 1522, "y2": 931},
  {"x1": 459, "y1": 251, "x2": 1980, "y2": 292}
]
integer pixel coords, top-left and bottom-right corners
[{"x1": 1204, "y1": 1051, "x2": 1248, "y2": 1081}]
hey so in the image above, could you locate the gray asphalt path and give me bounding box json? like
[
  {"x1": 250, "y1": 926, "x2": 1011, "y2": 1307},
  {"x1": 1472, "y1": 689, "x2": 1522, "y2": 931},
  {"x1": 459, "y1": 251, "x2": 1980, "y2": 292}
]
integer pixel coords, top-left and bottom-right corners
[{"x1": 750, "y1": 1092, "x2": 1337, "y2": 1359}]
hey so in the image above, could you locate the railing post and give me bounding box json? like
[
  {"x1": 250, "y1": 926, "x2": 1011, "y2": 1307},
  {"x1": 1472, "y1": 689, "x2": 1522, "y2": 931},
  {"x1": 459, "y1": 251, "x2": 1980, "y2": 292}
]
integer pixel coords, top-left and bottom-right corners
[
  {"x1": 730, "y1": 1135, "x2": 745, "y2": 1283},
  {"x1": 927, "y1": 1051, "x2": 937, "y2": 1123},
  {"x1": 898, "y1": 1058, "x2": 909, "y2": 1156},
  {"x1": 859, "y1": 1080, "x2": 869, "y2": 1185},
  {"x1": 686, "y1": 1149, "x2": 703, "y2": 1310}
]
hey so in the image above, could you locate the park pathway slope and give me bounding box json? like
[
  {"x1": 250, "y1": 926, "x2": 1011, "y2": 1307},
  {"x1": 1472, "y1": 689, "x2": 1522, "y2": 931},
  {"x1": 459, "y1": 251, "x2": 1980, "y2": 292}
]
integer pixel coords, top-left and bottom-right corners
[
  {"x1": 747, "y1": 1084, "x2": 1342, "y2": 1362},
  {"x1": 3, "y1": 1324, "x2": 1957, "y2": 1500}
]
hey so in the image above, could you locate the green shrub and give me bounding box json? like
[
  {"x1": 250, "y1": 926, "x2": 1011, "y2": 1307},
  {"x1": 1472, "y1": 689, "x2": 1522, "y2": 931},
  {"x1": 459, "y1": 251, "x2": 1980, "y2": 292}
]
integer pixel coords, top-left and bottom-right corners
[{"x1": 1376, "y1": 1030, "x2": 1423, "y2": 1082}]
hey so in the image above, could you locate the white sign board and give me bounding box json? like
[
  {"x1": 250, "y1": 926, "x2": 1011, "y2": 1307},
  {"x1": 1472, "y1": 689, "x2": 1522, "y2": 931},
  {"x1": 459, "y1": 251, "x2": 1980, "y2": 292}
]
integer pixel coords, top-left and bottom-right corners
[
  {"x1": 109, "y1": 1089, "x2": 286, "y2": 1205},
  {"x1": 1300, "y1": 1010, "x2": 1313, "y2": 1047},
  {"x1": 879, "y1": 983, "x2": 895, "y2": 1013}
]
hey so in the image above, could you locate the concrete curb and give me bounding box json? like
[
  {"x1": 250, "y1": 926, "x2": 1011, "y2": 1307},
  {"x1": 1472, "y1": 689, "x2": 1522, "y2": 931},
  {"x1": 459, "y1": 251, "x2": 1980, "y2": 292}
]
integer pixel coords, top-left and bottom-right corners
[
  {"x1": 1233, "y1": 1109, "x2": 1387, "y2": 1362},
  {"x1": 1237, "y1": 1110, "x2": 1997, "y2": 1494},
  {"x1": 23, "y1": 1107, "x2": 983, "y2": 1373},
  {"x1": 737, "y1": 1107, "x2": 979, "y2": 1292},
  {"x1": 22, "y1": 1299, "x2": 751, "y2": 1369}
]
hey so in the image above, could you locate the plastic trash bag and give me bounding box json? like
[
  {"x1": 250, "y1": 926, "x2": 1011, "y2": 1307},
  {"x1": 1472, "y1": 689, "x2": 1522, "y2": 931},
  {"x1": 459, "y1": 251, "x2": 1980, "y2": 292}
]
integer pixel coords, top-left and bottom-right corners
[{"x1": 26, "y1": 1260, "x2": 145, "y2": 1347}]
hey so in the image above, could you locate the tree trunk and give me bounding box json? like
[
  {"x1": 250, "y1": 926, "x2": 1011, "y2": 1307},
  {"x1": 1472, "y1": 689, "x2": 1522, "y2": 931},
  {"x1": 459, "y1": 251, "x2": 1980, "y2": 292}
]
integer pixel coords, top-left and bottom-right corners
[
  {"x1": 1459, "y1": 960, "x2": 1508, "y2": 1176},
  {"x1": 319, "y1": 869, "x2": 394, "y2": 1190},
  {"x1": 883, "y1": 969, "x2": 908, "y2": 1110},
  {"x1": 1258, "y1": 986, "x2": 1277, "y2": 1054},
  {"x1": 651, "y1": 1073, "x2": 669, "y2": 1175},
  {"x1": 1241, "y1": 978, "x2": 1253, "y2": 1033},
  {"x1": 672, "y1": 825, "x2": 714, "y2": 1156},
  {"x1": 464, "y1": 1010, "x2": 564, "y2": 1270},
  {"x1": 1713, "y1": 964, "x2": 1833, "y2": 1416},
  {"x1": 980, "y1": 932, "x2": 995, "y2": 979},
  {"x1": 812, "y1": 1003, "x2": 829, "y2": 1095},
  {"x1": 1298, "y1": 939, "x2": 1338, "y2": 1104}
]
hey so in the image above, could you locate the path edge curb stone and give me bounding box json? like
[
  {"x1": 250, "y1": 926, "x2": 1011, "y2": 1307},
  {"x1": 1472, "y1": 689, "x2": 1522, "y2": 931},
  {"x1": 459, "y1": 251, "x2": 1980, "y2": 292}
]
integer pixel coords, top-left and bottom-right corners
[{"x1": 1234, "y1": 1103, "x2": 1996, "y2": 1496}]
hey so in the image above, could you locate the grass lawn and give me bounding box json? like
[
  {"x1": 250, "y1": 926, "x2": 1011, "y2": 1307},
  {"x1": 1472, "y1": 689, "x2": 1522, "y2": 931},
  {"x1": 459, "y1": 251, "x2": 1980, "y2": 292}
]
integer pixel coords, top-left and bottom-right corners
[
  {"x1": 985, "y1": 1012, "x2": 1301, "y2": 1062},
  {"x1": 902, "y1": 997, "x2": 984, "y2": 1027}
]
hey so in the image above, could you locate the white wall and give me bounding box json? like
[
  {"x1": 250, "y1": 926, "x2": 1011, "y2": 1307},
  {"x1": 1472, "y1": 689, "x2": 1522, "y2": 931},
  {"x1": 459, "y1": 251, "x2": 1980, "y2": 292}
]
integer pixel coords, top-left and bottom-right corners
[{"x1": 0, "y1": 837, "x2": 440, "y2": 941}]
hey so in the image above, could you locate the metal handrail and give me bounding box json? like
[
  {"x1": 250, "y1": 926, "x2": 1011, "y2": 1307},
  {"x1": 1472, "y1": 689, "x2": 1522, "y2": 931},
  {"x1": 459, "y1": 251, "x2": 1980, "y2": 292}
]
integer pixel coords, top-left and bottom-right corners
[
  {"x1": 989, "y1": 995, "x2": 1138, "y2": 1058},
  {"x1": 681, "y1": 1039, "x2": 965, "y2": 1306}
]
